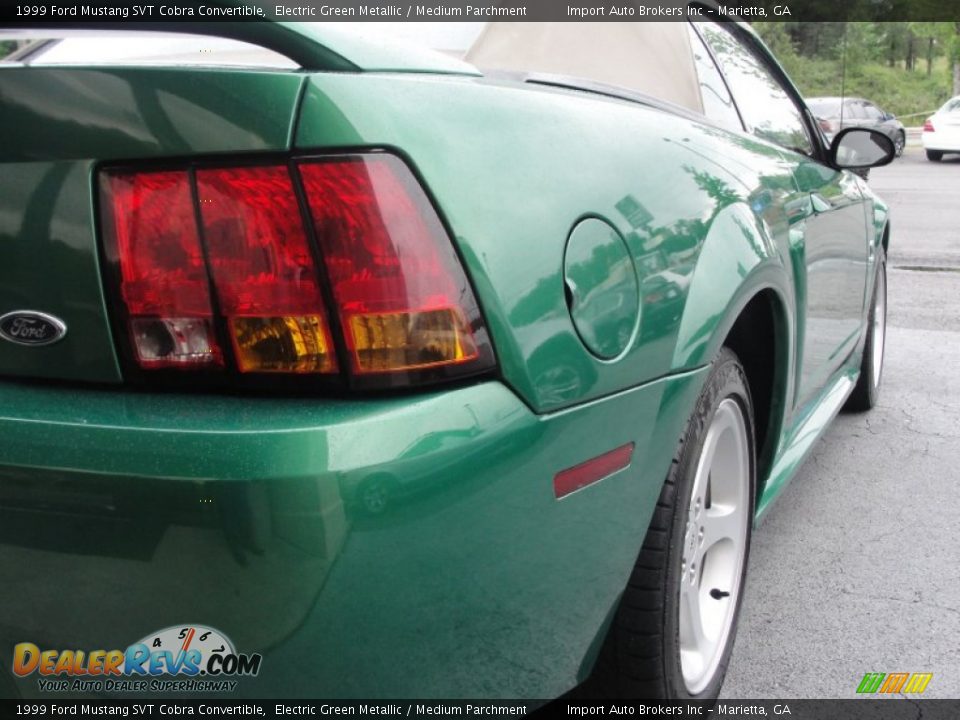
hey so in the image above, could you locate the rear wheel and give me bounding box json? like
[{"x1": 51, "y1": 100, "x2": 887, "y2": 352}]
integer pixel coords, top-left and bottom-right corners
[
  {"x1": 844, "y1": 249, "x2": 887, "y2": 412},
  {"x1": 591, "y1": 347, "x2": 755, "y2": 699},
  {"x1": 926, "y1": 149, "x2": 943, "y2": 162}
]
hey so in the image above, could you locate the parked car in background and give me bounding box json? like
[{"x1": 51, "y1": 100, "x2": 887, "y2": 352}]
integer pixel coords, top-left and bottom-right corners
[
  {"x1": 0, "y1": 16, "x2": 893, "y2": 702},
  {"x1": 808, "y1": 96, "x2": 906, "y2": 157},
  {"x1": 922, "y1": 96, "x2": 960, "y2": 161}
]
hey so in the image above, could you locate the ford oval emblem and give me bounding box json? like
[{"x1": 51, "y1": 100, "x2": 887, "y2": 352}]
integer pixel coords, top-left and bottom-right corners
[{"x1": 0, "y1": 311, "x2": 67, "y2": 347}]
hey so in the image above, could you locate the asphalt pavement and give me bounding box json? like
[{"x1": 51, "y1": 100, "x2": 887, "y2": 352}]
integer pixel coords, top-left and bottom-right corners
[{"x1": 721, "y1": 148, "x2": 960, "y2": 698}]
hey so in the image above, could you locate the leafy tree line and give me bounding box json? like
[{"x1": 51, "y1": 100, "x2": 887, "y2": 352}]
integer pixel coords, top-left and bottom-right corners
[{"x1": 756, "y1": 22, "x2": 960, "y2": 120}]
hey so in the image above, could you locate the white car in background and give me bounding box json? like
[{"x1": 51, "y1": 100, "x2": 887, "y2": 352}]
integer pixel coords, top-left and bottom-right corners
[{"x1": 923, "y1": 96, "x2": 960, "y2": 161}]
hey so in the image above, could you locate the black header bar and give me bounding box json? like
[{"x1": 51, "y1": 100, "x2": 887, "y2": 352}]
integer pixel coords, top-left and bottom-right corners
[
  {"x1": 4, "y1": 700, "x2": 960, "y2": 718},
  {"x1": 1, "y1": 0, "x2": 959, "y2": 24}
]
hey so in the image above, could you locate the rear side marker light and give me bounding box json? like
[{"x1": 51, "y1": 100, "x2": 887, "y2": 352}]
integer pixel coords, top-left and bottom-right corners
[
  {"x1": 923, "y1": 119, "x2": 935, "y2": 132},
  {"x1": 100, "y1": 153, "x2": 495, "y2": 386},
  {"x1": 554, "y1": 443, "x2": 635, "y2": 499}
]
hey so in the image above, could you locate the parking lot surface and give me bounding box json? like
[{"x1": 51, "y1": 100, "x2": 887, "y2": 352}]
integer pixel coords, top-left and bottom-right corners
[{"x1": 721, "y1": 149, "x2": 960, "y2": 698}]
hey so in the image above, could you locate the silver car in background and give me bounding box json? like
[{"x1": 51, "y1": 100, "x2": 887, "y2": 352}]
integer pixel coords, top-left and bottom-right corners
[{"x1": 809, "y1": 96, "x2": 906, "y2": 158}]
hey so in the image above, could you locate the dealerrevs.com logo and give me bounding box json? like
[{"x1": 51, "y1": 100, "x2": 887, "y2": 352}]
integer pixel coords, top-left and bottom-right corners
[{"x1": 12, "y1": 625, "x2": 262, "y2": 693}]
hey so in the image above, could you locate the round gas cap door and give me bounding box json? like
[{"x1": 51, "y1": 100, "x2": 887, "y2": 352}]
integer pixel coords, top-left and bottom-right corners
[{"x1": 563, "y1": 218, "x2": 640, "y2": 360}]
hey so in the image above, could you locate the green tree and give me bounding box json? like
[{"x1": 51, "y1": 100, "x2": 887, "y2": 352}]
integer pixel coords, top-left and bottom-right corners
[{"x1": 910, "y1": 22, "x2": 947, "y2": 76}]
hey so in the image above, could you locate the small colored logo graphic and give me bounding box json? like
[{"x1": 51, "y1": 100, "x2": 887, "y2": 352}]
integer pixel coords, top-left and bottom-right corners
[
  {"x1": 856, "y1": 672, "x2": 933, "y2": 694},
  {"x1": 12, "y1": 625, "x2": 261, "y2": 692}
]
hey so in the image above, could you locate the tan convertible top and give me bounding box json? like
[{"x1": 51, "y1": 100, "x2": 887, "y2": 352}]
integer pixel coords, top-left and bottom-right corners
[{"x1": 465, "y1": 22, "x2": 703, "y2": 113}]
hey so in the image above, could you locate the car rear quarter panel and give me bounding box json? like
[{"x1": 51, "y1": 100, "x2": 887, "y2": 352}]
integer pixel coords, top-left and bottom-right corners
[
  {"x1": 295, "y1": 73, "x2": 798, "y2": 413},
  {"x1": 0, "y1": 367, "x2": 707, "y2": 698}
]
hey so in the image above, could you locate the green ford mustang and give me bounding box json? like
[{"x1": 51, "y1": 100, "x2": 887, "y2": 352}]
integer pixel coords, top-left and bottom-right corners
[{"x1": 0, "y1": 16, "x2": 893, "y2": 700}]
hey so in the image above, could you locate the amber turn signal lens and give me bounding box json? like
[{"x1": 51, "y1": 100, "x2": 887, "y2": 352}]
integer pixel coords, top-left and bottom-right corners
[
  {"x1": 231, "y1": 316, "x2": 336, "y2": 373},
  {"x1": 347, "y1": 308, "x2": 478, "y2": 373}
]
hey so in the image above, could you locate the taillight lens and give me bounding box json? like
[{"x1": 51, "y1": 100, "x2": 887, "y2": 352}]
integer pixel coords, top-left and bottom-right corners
[
  {"x1": 196, "y1": 166, "x2": 336, "y2": 374},
  {"x1": 101, "y1": 171, "x2": 223, "y2": 369},
  {"x1": 299, "y1": 155, "x2": 482, "y2": 375},
  {"x1": 923, "y1": 118, "x2": 935, "y2": 132},
  {"x1": 100, "y1": 154, "x2": 495, "y2": 388}
]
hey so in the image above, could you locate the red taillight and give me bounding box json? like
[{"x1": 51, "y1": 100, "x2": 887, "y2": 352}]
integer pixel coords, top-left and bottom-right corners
[
  {"x1": 299, "y1": 155, "x2": 482, "y2": 375},
  {"x1": 102, "y1": 170, "x2": 223, "y2": 369},
  {"x1": 100, "y1": 154, "x2": 494, "y2": 388},
  {"x1": 923, "y1": 118, "x2": 935, "y2": 132},
  {"x1": 196, "y1": 167, "x2": 336, "y2": 374}
]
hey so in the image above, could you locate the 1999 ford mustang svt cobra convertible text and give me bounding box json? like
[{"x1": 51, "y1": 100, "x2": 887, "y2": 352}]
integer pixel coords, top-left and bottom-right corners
[{"x1": 0, "y1": 14, "x2": 893, "y2": 700}]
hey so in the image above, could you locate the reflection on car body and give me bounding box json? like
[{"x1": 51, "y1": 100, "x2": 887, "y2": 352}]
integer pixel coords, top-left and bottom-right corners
[{"x1": 0, "y1": 12, "x2": 892, "y2": 701}]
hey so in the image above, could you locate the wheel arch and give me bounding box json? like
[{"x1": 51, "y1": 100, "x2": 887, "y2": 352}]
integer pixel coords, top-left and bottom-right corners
[
  {"x1": 718, "y1": 289, "x2": 792, "y2": 508},
  {"x1": 671, "y1": 202, "x2": 796, "y2": 511}
]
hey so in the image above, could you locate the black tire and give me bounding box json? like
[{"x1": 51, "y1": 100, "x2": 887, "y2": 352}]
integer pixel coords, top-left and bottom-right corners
[
  {"x1": 894, "y1": 131, "x2": 905, "y2": 158},
  {"x1": 844, "y1": 249, "x2": 887, "y2": 412},
  {"x1": 926, "y1": 149, "x2": 943, "y2": 162},
  {"x1": 588, "y1": 347, "x2": 756, "y2": 699}
]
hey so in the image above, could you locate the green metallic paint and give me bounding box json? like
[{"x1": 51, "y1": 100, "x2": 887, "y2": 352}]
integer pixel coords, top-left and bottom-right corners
[
  {"x1": 295, "y1": 73, "x2": 805, "y2": 413},
  {"x1": 563, "y1": 217, "x2": 640, "y2": 360},
  {"x1": 0, "y1": 161, "x2": 121, "y2": 383},
  {"x1": 0, "y1": 379, "x2": 528, "y2": 481},
  {"x1": 0, "y1": 67, "x2": 304, "y2": 163},
  {"x1": 0, "y1": 67, "x2": 304, "y2": 383},
  {"x1": 0, "y1": 25, "x2": 891, "y2": 698},
  {"x1": 0, "y1": 368, "x2": 707, "y2": 698},
  {"x1": 789, "y1": 158, "x2": 871, "y2": 406},
  {"x1": 756, "y1": 367, "x2": 858, "y2": 520}
]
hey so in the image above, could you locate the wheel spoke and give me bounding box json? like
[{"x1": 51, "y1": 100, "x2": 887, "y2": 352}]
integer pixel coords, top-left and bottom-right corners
[
  {"x1": 678, "y1": 396, "x2": 751, "y2": 695},
  {"x1": 680, "y1": 580, "x2": 707, "y2": 655},
  {"x1": 690, "y1": 427, "x2": 721, "y2": 520},
  {"x1": 701, "y1": 505, "x2": 743, "y2": 554}
]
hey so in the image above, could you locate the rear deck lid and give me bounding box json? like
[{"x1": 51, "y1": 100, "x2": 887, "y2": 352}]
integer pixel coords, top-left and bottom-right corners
[{"x1": 0, "y1": 35, "x2": 304, "y2": 383}]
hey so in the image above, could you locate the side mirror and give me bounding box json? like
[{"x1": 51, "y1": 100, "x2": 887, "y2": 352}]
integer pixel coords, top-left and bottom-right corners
[{"x1": 829, "y1": 127, "x2": 895, "y2": 170}]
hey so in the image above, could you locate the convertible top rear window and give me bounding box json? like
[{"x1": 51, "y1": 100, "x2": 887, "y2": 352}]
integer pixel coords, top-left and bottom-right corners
[
  {"x1": 330, "y1": 22, "x2": 704, "y2": 112},
  {"x1": 465, "y1": 22, "x2": 703, "y2": 113},
  {"x1": 325, "y1": 21, "x2": 486, "y2": 56}
]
